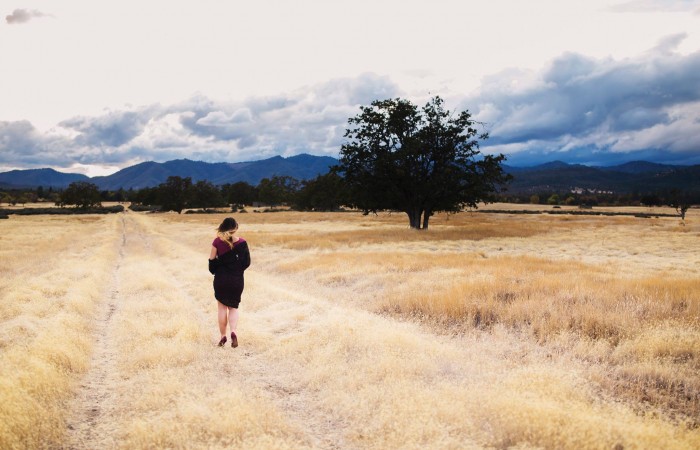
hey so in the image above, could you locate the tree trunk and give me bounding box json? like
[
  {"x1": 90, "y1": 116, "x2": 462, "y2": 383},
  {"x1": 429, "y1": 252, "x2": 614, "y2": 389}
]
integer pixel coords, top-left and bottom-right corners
[
  {"x1": 406, "y1": 208, "x2": 423, "y2": 229},
  {"x1": 422, "y1": 208, "x2": 431, "y2": 229}
]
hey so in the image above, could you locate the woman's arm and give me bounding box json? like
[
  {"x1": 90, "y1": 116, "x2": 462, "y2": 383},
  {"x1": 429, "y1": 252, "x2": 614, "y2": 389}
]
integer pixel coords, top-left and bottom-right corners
[
  {"x1": 240, "y1": 242, "x2": 251, "y2": 270},
  {"x1": 208, "y1": 245, "x2": 219, "y2": 274}
]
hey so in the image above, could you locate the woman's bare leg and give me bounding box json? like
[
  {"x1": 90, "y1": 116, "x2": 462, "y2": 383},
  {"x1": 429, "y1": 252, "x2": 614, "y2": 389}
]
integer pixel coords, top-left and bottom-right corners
[
  {"x1": 217, "y1": 301, "x2": 228, "y2": 337},
  {"x1": 228, "y1": 307, "x2": 239, "y2": 334}
]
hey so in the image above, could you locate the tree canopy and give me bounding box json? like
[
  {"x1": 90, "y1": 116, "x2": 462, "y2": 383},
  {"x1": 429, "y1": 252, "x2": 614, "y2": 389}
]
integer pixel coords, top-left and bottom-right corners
[
  {"x1": 223, "y1": 181, "x2": 258, "y2": 207},
  {"x1": 294, "y1": 172, "x2": 349, "y2": 211},
  {"x1": 156, "y1": 176, "x2": 227, "y2": 213},
  {"x1": 257, "y1": 175, "x2": 300, "y2": 207},
  {"x1": 158, "y1": 176, "x2": 193, "y2": 213},
  {"x1": 57, "y1": 181, "x2": 102, "y2": 209},
  {"x1": 336, "y1": 96, "x2": 511, "y2": 229}
]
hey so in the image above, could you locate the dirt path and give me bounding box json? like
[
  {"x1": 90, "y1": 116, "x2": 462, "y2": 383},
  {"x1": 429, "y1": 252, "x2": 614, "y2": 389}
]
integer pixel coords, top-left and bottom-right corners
[
  {"x1": 208, "y1": 276, "x2": 353, "y2": 449},
  {"x1": 64, "y1": 215, "x2": 127, "y2": 449}
]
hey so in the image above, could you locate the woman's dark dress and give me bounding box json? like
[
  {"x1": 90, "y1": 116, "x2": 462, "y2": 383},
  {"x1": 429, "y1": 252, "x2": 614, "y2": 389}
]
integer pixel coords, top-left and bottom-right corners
[{"x1": 210, "y1": 237, "x2": 250, "y2": 308}]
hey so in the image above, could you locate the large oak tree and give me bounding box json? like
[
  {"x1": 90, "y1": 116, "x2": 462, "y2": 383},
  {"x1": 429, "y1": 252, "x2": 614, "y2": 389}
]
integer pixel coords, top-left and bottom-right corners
[{"x1": 336, "y1": 96, "x2": 511, "y2": 229}]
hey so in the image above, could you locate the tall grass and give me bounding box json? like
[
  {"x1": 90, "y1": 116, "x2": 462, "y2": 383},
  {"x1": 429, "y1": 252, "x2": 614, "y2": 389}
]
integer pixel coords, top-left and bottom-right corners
[
  {"x1": 2, "y1": 209, "x2": 698, "y2": 448},
  {"x1": 0, "y1": 215, "x2": 121, "y2": 449},
  {"x1": 257, "y1": 210, "x2": 700, "y2": 423}
]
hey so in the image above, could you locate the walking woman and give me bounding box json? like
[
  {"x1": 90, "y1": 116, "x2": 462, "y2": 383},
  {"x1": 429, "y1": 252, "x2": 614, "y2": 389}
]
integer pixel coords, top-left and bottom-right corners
[{"x1": 209, "y1": 217, "x2": 251, "y2": 347}]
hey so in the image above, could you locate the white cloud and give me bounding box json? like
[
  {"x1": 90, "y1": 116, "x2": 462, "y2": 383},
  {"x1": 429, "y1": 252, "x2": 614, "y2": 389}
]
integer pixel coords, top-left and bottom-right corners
[
  {"x1": 60, "y1": 163, "x2": 121, "y2": 177},
  {"x1": 5, "y1": 9, "x2": 51, "y2": 24}
]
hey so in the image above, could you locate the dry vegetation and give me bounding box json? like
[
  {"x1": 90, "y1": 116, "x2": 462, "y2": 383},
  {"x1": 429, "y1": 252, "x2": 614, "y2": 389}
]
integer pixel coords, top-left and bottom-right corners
[{"x1": 1, "y1": 206, "x2": 698, "y2": 449}]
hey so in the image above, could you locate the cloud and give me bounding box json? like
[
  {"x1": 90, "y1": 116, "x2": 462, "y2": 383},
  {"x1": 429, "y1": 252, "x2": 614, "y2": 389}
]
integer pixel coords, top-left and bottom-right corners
[
  {"x1": 3, "y1": 53, "x2": 699, "y2": 174},
  {"x1": 176, "y1": 72, "x2": 399, "y2": 156},
  {"x1": 60, "y1": 108, "x2": 154, "y2": 147},
  {"x1": 0, "y1": 120, "x2": 77, "y2": 167},
  {"x1": 0, "y1": 73, "x2": 400, "y2": 172},
  {"x1": 653, "y1": 33, "x2": 690, "y2": 54},
  {"x1": 5, "y1": 9, "x2": 50, "y2": 24},
  {"x1": 0, "y1": 120, "x2": 42, "y2": 157},
  {"x1": 469, "y1": 34, "x2": 700, "y2": 165}
]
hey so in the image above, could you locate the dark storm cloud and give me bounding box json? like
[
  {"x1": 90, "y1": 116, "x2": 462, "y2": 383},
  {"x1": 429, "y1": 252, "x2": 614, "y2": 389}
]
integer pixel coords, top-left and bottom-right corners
[
  {"x1": 5, "y1": 9, "x2": 50, "y2": 24},
  {"x1": 469, "y1": 35, "x2": 700, "y2": 165}
]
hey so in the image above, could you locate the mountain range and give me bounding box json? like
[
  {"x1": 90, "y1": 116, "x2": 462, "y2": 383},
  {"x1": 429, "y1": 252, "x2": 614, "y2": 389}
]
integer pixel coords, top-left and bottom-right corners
[
  {"x1": 502, "y1": 161, "x2": 699, "y2": 194},
  {"x1": 1, "y1": 154, "x2": 698, "y2": 195},
  {"x1": 0, "y1": 154, "x2": 338, "y2": 190}
]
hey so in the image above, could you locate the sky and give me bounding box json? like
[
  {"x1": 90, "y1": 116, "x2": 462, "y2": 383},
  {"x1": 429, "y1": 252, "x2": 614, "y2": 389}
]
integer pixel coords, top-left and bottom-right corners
[{"x1": 1, "y1": 0, "x2": 699, "y2": 176}]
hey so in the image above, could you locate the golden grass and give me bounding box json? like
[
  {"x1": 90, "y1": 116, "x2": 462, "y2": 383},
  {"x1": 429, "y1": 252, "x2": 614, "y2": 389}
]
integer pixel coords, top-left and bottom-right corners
[
  {"x1": 254, "y1": 210, "x2": 700, "y2": 425},
  {"x1": 1, "y1": 208, "x2": 699, "y2": 448},
  {"x1": 0, "y1": 215, "x2": 121, "y2": 450}
]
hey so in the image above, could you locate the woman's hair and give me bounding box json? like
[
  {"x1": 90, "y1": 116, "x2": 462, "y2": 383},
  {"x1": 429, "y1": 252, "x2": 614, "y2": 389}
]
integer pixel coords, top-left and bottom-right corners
[{"x1": 217, "y1": 217, "x2": 238, "y2": 249}]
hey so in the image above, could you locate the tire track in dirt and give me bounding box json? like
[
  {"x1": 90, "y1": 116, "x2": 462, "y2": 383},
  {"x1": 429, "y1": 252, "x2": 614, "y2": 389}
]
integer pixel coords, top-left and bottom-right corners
[{"x1": 63, "y1": 214, "x2": 128, "y2": 449}]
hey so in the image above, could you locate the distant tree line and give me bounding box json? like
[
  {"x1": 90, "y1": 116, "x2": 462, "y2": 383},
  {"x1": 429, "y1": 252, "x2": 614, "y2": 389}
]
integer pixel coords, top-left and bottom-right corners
[
  {"x1": 496, "y1": 188, "x2": 697, "y2": 214},
  {"x1": 3, "y1": 172, "x2": 696, "y2": 220},
  {"x1": 20, "y1": 172, "x2": 348, "y2": 213},
  {"x1": 1, "y1": 173, "x2": 350, "y2": 213},
  {"x1": 122, "y1": 173, "x2": 348, "y2": 213}
]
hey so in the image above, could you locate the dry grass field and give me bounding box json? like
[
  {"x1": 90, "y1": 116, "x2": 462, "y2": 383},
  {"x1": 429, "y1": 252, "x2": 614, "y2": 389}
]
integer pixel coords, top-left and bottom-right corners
[{"x1": 1, "y1": 206, "x2": 698, "y2": 449}]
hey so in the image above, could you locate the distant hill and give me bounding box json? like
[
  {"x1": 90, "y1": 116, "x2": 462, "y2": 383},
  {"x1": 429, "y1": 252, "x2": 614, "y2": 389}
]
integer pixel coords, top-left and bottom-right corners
[
  {"x1": 2, "y1": 156, "x2": 698, "y2": 195},
  {"x1": 596, "y1": 161, "x2": 680, "y2": 174},
  {"x1": 0, "y1": 168, "x2": 89, "y2": 189},
  {"x1": 92, "y1": 154, "x2": 339, "y2": 190},
  {"x1": 504, "y1": 161, "x2": 700, "y2": 194},
  {"x1": 0, "y1": 154, "x2": 340, "y2": 190},
  {"x1": 91, "y1": 160, "x2": 235, "y2": 190},
  {"x1": 502, "y1": 160, "x2": 588, "y2": 174}
]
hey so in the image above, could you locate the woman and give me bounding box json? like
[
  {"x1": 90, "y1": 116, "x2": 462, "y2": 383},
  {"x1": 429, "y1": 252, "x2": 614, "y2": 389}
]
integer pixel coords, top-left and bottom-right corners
[{"x1": 208, "y1": 217, "x2": 251, "y2": 347}]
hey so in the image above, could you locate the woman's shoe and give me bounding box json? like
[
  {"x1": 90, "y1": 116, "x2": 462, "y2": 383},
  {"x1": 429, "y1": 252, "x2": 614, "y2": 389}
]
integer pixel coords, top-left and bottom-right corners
[
  {"x1": 231, "y1": 332, "x2": 238, "y2": 348},
  {"x1": 218, "y1": 335, "x2": 227, "y2": 347}
]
